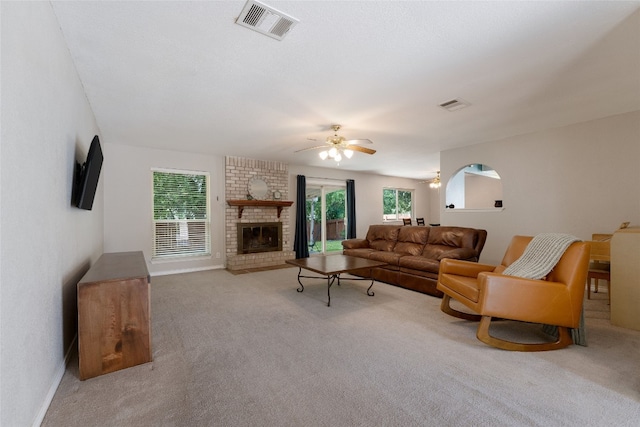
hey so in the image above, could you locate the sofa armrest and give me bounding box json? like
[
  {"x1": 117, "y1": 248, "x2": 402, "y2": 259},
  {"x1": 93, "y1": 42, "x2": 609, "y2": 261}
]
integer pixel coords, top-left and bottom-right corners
[
  {"x1": 437, "y1": 247, "x2": 478, "y2": 261},
  {"x1": 439, "y1": 258, "x2": 497, "y2": 278},
  {"x1": 342, "y1": 239, "x2": 369, "y2": 250}
]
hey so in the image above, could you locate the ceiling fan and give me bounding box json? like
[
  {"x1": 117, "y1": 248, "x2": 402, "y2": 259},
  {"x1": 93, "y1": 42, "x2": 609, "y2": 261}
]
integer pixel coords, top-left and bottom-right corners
[
  {"x1": 419, "y1": 171, "x2": 441, "y2": 188},
  {"x1": 295, "y1": 125, "x2": 376, "y2": 162}
]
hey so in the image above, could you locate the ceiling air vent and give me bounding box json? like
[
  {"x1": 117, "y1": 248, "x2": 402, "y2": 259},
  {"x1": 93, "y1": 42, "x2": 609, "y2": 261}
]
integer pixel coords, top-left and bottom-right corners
[
  {"x1": 236, "y1": 0, "x2": 299, "y2": 41},
  {"x1": 439, "y1": 98, "x2": 471, "y2": 112}
]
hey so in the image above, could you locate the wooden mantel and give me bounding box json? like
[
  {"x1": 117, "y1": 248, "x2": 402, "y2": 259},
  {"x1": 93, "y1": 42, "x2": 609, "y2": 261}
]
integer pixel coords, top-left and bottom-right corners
[{"x1": 227, "y1": 199, "x2": 293, "y2": 219}]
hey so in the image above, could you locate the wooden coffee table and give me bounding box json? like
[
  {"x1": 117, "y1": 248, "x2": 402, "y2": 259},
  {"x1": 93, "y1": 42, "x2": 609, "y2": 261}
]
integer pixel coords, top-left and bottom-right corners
[{"x1": 286, "y1": 255, "x2": 387, "y2": 306}]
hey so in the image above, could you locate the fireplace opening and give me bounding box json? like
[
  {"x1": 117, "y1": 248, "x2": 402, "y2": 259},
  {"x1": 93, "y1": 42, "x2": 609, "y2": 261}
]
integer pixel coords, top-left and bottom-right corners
[{"x1": 237, "y1": 222, "x2": 283, "y2": 254}]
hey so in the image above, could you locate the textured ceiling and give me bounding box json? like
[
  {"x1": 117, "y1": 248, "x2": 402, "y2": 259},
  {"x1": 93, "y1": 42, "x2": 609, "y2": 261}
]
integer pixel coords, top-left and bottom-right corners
[{"x1": 51, "y1": 1, "x2": 640, "y2": 180}]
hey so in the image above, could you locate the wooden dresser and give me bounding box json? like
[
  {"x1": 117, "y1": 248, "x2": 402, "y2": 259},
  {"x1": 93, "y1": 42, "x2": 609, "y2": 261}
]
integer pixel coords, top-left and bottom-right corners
[
  {"x1": 77, "y1": 251, "x2": 152, "y2": 380},
  {"x1": 611, "y1": 227, "x2": 640, "y2": 331}
]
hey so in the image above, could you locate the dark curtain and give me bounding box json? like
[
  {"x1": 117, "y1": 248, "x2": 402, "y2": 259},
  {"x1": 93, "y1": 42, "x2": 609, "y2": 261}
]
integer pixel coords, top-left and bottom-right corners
[
  {"x1": 346, "y1": 179, "x2": 356, "y2": 239},
  {"x1": 293, "y1": 175, "x2": 309, "y2": 259}
]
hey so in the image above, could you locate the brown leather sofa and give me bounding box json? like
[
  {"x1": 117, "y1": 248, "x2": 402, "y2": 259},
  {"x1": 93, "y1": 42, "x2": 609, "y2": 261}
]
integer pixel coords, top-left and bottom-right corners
[{"x1": 342, "y1": 225, "x2": 487, "y2": 297}]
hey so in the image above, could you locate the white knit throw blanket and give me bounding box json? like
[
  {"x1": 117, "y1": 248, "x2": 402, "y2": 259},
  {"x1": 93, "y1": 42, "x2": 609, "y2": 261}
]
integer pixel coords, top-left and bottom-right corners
[{"x1": 502, "y1": 233, "x2": 581, "y2": 279}]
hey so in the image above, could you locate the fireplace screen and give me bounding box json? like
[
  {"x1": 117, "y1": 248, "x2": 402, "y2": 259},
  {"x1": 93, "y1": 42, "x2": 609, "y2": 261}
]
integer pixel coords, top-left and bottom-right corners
[{"x1": 237, "y1": 222, "x2": 283, "y2": 254}]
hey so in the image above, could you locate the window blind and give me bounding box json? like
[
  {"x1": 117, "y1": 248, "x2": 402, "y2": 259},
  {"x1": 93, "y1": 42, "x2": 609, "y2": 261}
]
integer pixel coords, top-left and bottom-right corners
[{"x1": 152, "y1": 170, "x2": 211, "y2": 258}]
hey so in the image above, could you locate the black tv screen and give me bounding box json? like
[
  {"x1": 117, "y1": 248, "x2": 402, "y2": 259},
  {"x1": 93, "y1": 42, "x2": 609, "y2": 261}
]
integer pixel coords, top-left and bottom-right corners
[{"x1": 76, "y1": 135, "x2": 103, "y2": 210}]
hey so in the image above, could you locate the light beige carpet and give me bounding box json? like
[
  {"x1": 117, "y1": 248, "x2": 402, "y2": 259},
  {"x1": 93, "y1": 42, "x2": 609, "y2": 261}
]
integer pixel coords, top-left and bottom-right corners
[{"x1": 43, "y1": 269, "x2": 640, "y2": 426}]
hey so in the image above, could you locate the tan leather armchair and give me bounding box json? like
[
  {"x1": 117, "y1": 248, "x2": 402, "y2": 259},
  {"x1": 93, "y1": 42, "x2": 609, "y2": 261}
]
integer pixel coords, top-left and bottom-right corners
[{"x1": 436, "y1": 235, "x2": 591, "y2": 351}]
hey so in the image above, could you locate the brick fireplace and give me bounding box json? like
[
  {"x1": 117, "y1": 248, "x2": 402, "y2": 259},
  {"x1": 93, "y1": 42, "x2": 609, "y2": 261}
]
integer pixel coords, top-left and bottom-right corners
[{"x1": 225, "y1": 156, "x2": 295, "y2": 271}]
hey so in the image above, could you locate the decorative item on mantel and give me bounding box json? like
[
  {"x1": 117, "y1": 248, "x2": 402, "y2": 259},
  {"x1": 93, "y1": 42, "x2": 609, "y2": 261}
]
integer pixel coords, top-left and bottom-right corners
[
  {"x1": 248, "y1": 176, "x2": 269, "y2": 200},
  {"x1": 273, "y1": 190, "x2": 282, "y2": 200},
  {"x1": 227, "y1": 199, "x2": 293, "y2": 219}
]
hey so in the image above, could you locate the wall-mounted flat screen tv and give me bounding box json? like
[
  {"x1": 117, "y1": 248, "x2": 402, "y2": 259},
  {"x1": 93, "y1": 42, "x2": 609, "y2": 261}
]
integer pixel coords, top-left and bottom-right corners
[{"x1": 75, "y1": 135, "x2": 103, "y2": 210}]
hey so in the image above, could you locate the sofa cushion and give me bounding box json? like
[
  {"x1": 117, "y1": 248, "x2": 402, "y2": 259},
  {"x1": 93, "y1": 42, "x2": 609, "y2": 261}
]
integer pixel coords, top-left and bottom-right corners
[
  {"x1": 397, "y1": 226, "x2": 430, "y2": 244},
  {"x1": 436, "y1": 247, "x2": 478, "y2": 261},
  {"x1": 422, "y1": 244, "x2": 454, "y2": 260},
  {"x1": 366, "y1": 225, "x2": 401, "y2": 252},
  {"x1": 394, "y1": 226, "x2": 430, "y2": 255},
  {"x1": 427, "y1": 227, "x2": 464, "y2": 248},
  {"x1": 368, "y1": 250, "x2": 403, "y2": 266},
  {"x1": 427, "y1": 227, "x2": 469, "y2": 247}
]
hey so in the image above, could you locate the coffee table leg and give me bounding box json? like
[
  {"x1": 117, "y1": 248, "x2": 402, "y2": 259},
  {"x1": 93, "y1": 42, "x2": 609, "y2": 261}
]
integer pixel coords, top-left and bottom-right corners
[
  {"x1": 296, "y1": 268, "x2": 304, "y2": 293},
  {"x1": 367, "y1": 280, "x2": 375, "y2": 296},
  {"x1": 327, "y1": 274, "x2": 338, "y2": 307}
]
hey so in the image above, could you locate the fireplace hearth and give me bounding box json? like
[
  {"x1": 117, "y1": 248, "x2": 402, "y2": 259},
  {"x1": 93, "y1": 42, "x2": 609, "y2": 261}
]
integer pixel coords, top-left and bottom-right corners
[{"x1": 237, "y1": 222, "x2": 283, "y2": 255}]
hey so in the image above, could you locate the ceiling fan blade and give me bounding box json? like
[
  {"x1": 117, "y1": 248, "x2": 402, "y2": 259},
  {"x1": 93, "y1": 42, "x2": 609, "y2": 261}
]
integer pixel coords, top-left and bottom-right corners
[
  {"x1": 349, "y1": 145, "x2": 376, "y2": 155},
  {"x1": 294, "y1": 145, "x2": 328, "y2": 153},
  {"x1": 345, "y1": 139, "x2": 373, "y2": 145}
]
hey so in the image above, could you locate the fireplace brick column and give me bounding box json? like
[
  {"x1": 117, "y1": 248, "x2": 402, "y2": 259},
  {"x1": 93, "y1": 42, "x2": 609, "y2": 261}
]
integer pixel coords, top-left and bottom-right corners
[{"x1": 225, "y1": 156, "x2": 295, "y2": 270}]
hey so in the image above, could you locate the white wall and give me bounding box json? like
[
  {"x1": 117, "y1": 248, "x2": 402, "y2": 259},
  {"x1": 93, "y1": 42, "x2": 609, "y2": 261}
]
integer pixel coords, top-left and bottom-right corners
[
  {"x1": 287, "y1": 165, "x2": 431, "y2": 241},
  {"x1": 103, "y1": 144, "x2": 226, "y2": 275},
  {"x1": 428, "y1": 186, "x2": 441, "y2": 225},
  {"x1": 441, "y1": 111, "x2": 640, "y2": 264},
  {"x1": 465, "y1": 174, "x2": 502, "y2": 209},
  {"x1": 1, "y1": 2, "x2": 103, "y2": 425}
]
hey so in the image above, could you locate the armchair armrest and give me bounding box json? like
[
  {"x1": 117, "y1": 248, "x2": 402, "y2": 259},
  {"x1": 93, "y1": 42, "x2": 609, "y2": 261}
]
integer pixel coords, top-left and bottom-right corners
[
  {"x1": 342, "y1": 239, "x2": 369, "y2": 250},
  {"x1": 477, "y1": 273, "x2": 576, "y2": 327},
  {"x1": 439, "y1": 258, "x2": 497, "y2": 278}
]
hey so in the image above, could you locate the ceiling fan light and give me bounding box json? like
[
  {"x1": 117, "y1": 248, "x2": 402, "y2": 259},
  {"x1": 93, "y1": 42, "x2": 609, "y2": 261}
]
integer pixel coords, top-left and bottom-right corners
[
  {"x1": 319, "y1": 151, "x2": 329, "y2": 160},
  {"x1": 328, "y1": 147, "x2": 338, "y2": 158},
  {"x1": 334, "y1": 152, "x2": 342, "y2": 162},
  {"x1": 429, "y1": 171, "x2": 441, "y2": 188},
  {"x1": 343, "y1": 149, "x2": 354, "y2": 158}
]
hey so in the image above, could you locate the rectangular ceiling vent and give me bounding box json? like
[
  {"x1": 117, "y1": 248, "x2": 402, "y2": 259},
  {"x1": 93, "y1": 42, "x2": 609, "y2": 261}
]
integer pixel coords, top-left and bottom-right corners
[
  {"x1": 236, "y1": 0, "x2": 299, "y2": 41},
  {"x1": 439, "y1": 98, "x2": 471, "y2": 112}
]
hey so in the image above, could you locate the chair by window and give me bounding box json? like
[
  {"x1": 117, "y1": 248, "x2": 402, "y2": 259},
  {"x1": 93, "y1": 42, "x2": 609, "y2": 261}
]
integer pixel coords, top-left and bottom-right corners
[
  {"x1": 436, "y1": 235, "x2": 590, "y2": 351},
  {"x1": 416, "y1": 218, "x2": 425, "y2": 226},
  {"x1": 402, "y1": 218, "x2": 412, "y2": 226}
]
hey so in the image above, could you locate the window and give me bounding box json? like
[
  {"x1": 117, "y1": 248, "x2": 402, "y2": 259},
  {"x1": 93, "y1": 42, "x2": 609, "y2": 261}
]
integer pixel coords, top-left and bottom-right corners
[
  {"x1": 306, "y1": 181, "x2": 346, "y2": 254},
  {"x1": 383, "y1": 188, "x2": 413, "y2": 221},
  {"x1": 152, "y1": 169, "x2": 210, "y2": 259}
]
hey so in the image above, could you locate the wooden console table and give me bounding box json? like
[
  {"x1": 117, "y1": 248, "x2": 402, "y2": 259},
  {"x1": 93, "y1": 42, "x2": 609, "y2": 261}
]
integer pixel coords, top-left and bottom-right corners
[
  {"x1": 227, "y1": 199, "x2": 293, "y2": 218},
  {"x1": 611, "y1": 227, "x2": 640, "y2": 331},
  {"x1": 77, "y1": 251, "x2": 152, "y2": 380}
]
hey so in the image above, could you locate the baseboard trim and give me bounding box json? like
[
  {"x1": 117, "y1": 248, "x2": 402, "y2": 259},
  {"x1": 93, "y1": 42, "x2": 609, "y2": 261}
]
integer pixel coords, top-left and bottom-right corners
[
  {"x1": 151, "y1": 265, "x2": 224, "y2": 277},
  {"x1": 32, "y1": 334, "x2": 77, "y2": 427}
]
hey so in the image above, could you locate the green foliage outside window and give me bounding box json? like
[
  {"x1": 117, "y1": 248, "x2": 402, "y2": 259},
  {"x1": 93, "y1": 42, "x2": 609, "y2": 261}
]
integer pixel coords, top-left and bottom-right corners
[
  {"x1": 397, "y1": 190, "x2": 412, "y2": 215},
  {"x1": 383, "y1": 188, "x2": 412, "y2": 219},
  {"x1": 153, "y1": 172, "x2": 207, "y2": 220},
  {"x1": 306, "y1": 189, "x2": 345, "y2": 221}
]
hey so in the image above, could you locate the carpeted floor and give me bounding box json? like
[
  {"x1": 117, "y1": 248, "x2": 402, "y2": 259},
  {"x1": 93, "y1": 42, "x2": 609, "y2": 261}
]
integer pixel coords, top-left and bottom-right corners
[{"x1": 42, "y1": 268, "x2": 640, "y2": 426}]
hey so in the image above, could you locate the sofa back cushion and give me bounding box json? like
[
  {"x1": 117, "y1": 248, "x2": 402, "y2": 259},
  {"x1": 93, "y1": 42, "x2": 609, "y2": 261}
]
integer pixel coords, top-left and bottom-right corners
[
  {"x1": 422, "y1": 226, "x2": 487, "y2": 258},
  {"x1": 366, "y1": 225, "x2": 401, "y2": 252},
  {"x1": 395, "y1": 226, "x2": 430, "y2": 255}
]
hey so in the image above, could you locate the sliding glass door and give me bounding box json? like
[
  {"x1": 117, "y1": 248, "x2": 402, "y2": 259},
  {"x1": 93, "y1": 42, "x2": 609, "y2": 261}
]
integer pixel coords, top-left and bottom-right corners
[{"x1": 306, "y1": 181, "x2": 346, "y2": 255}]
